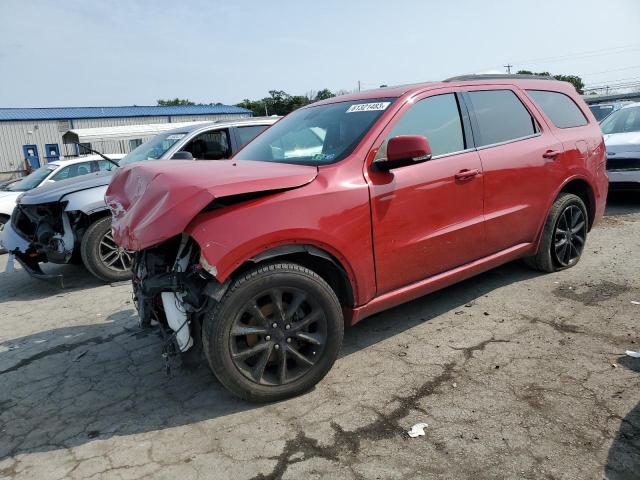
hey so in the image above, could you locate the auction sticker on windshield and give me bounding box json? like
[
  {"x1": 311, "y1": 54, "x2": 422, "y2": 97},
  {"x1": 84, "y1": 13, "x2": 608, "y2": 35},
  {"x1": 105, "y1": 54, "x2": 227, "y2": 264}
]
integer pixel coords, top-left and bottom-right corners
[
  {"x1": 166, "y1": 134, "x2": 187, "y2": 140},
  {"x1": 346, "y1": 102, "x2": 391, "y2": 113}
]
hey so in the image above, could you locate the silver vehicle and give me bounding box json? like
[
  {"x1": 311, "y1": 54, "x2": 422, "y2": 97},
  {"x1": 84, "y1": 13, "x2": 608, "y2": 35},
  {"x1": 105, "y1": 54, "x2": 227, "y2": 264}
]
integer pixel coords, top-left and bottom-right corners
[
  {"x1": 601, "y1": 102, "x2": 640, "y2": 191},
  {"x1": 0, "y1": 117, "x2": 278, "y2": 283}
]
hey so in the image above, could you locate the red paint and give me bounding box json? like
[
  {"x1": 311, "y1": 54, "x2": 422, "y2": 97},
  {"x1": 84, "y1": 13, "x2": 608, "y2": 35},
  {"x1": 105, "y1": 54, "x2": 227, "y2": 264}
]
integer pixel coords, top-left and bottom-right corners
[
  {"x1": 106, "y1": 160, "x2": 317, "y2": 251},
  {"x1": 107, "y1": 78, "x2": 606, "y2": 325}
]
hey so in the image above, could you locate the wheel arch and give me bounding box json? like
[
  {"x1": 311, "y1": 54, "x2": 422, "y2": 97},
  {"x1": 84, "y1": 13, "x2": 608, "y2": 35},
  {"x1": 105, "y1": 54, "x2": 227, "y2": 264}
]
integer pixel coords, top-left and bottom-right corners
[
  {"x1": 558, "y1": 177, "x2": 596, "y2": 230},
  {"x1": 229, "y1": 244, "x2": 356, "y2": 308}
]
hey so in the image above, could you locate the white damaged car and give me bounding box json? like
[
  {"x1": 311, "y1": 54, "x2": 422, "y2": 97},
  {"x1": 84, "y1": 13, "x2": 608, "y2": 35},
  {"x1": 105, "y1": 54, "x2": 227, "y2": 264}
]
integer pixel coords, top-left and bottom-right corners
[{"x1": 0, "y1": 154, "x2": 124, "y2": 227}]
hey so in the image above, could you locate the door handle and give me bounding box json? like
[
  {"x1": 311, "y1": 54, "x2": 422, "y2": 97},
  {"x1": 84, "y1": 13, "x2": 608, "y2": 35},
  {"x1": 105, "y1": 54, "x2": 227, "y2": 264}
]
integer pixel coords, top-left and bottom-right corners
[
  {"x1": 542, "y1": 149, "x2": 562, "y2": 159},
  {"x1": 454, "y1": 169, "x2": 480, "y2": 180}
]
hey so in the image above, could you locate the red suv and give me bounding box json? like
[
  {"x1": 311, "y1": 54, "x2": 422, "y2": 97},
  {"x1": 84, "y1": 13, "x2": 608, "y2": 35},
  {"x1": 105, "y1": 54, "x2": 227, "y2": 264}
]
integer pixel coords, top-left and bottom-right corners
[{"x1": 106, "y1": 75, "x2": 607, "y2": 402}]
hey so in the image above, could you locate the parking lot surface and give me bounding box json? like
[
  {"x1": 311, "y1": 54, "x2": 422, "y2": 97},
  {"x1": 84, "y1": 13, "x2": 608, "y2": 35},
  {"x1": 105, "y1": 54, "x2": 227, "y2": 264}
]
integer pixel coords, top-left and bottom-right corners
[{"x1": 0, "y1": 193, "x2": 639, "y2": 480}]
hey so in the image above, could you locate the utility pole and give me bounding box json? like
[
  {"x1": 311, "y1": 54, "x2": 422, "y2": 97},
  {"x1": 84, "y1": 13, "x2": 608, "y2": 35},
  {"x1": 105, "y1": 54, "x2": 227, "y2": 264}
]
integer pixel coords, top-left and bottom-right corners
[
  {"x1": 358, "y1": 80, "x2": 361, "y2": 92},
  {"x1": 504, "y1": 64, "x2": 513, "y2": 74}
]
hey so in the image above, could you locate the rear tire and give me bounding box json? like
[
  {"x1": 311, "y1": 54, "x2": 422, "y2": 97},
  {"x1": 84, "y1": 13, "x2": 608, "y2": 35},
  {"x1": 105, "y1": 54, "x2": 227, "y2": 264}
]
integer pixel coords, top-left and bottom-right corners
[
  {"x1": 203, "y1": 262, "x2": 344, "y2": 402},
  {"x1": 524, "y1": 193, "x2": 588, "y2": 273},
  {"x1": 80, "y1": 216, "x2": 132, "y2": 282}
]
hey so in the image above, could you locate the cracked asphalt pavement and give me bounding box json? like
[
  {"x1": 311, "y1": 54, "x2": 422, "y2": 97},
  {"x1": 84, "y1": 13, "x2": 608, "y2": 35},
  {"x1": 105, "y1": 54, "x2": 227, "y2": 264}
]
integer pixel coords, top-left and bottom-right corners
[{"x1": 0, "y1": 192, "x2": 639, "y2": 480}]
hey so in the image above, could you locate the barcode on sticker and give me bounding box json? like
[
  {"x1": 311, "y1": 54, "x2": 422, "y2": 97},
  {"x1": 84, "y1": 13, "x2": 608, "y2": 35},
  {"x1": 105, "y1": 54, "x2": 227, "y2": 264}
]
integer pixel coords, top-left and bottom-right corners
[{"x1": 346, "y1": 102, "x2": 390, "y2": 113}]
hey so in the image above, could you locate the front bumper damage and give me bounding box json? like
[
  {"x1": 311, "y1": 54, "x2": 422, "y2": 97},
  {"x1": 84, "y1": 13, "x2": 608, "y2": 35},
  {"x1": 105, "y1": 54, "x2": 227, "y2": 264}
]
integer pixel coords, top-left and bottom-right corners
[
  {"x1": 0, "y1": 203, "x2": 75, "y2": 281},
  {"x1": 132, "y1": 234, "x2": 226, "y2": 357}
]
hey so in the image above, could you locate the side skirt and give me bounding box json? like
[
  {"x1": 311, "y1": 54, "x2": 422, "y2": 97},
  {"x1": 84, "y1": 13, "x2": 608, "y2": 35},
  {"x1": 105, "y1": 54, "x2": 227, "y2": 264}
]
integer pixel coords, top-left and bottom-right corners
[{"x1": 346, "y1": 242, "x2": 534, "y2": 325}]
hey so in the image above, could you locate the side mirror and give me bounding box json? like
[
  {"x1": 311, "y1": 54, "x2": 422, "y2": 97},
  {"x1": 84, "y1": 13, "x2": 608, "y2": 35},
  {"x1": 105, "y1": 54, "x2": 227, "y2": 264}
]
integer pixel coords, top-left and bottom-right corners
[
  {"x1": 374, "y1": 135, "x2": 432, "y2": 171},
  {"x1": 171, "y1": 151, "x2": 194, "y2": 160}
]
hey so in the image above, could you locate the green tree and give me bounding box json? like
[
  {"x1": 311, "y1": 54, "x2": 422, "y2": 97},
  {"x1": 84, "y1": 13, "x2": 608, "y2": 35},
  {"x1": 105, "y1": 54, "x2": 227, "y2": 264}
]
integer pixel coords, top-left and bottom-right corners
[
  {"x1": 157, "y1": 98, "x2": 195, "y2": 106},
  {"x1": 314, "y1": 89, "x2": 335, "y2": 101},
  {"x1": 516, "y1": 70, "x2": 584, "y2": 94}
]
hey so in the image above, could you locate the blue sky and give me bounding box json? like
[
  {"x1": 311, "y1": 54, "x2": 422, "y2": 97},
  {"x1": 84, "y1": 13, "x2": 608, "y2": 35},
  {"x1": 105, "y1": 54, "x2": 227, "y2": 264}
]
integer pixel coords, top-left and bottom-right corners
[{"x1": 1, "y1": 0, "x2": 639, "y2": 107}]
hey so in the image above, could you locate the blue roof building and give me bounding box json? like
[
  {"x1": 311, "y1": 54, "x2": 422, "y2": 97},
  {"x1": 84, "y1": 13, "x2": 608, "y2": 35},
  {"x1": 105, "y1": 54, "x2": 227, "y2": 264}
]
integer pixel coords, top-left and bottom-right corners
[{"x1": 0, "y1": 104, "x2": 252, "y2": 176}]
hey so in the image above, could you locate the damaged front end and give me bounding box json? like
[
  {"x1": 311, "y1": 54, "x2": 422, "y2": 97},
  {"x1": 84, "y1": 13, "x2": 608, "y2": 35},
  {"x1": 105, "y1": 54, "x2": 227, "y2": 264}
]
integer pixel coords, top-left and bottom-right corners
[
  {"x1": 1, "y1": 202, "x2": 75, "y2": 279},
  {"x1": 133, "y1": 233, "x2": 226, "y2": 358}
]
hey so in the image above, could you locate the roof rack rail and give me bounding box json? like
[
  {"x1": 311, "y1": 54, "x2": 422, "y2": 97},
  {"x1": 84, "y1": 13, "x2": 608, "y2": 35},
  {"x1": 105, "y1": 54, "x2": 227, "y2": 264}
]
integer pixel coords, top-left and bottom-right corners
[{"x1": 444, "y1": 74, "x2": 556, "y2": 82}]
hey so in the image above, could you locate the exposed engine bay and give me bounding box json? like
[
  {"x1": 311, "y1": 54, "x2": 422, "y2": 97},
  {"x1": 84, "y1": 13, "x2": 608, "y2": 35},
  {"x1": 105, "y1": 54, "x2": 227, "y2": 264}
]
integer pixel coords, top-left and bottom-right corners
[{"x1": 132, "y1": 234, "x2": 226, "y2": 360}]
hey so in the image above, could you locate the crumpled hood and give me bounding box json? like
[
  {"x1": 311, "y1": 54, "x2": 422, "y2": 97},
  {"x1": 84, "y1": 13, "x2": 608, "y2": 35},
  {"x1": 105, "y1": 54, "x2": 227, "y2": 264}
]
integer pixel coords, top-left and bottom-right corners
[
  {"x1": 19, "y1": 170, "x2": 114, "y2": 205},
  {"x1": 106, "y1": 160, "x2": 318, "y2": 250}
]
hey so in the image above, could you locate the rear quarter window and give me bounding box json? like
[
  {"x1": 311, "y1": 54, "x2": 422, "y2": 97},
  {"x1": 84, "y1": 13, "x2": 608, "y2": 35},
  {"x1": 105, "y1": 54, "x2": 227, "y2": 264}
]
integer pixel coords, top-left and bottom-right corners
[{"x1": 527, "y1": 90, "x2": 588, "y2": 128}]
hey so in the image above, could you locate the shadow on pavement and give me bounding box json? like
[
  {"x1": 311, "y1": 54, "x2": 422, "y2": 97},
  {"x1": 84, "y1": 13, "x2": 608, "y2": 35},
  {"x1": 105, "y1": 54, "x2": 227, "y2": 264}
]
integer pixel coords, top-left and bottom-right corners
[
  {"x1": 0, "y1": 261, "x2": 539, "y2": 460},
  {"x1": 0, "y1": 262, "x2": 113, "y2": 304},
  {"x1": 605, "y1": 355, "x2": 640, "y2": 480},
  {"x1": 605, "y1": 190, "x2": 640, "y2": 217}
]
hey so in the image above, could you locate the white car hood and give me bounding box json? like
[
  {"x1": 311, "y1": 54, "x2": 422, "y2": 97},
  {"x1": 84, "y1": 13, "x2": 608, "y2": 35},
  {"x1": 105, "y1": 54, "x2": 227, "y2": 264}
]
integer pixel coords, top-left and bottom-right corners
[{"x1": 604, "y1": 132, "x2": 640, "y2": 149}]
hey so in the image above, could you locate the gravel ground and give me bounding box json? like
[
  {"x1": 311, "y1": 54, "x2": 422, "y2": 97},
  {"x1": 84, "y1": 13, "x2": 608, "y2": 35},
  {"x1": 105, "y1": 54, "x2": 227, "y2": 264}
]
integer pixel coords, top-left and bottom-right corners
[{"x1": 0, "y1": 192, "x2": 638, "y2": 480}]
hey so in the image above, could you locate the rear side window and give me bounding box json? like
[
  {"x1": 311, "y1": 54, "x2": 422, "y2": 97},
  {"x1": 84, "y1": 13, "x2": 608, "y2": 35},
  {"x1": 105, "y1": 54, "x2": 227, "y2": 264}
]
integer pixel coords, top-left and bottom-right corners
[
  {"x1": 527, "y1": 90, "x2": 588, "y2": 128},
  {"x1": 236, "y1": 125, "x2": 268, "y2": 147},
  {"x1": 468, "y1": 90, "x2": 537, "y2": 147},
  {"x1": 377, "y1": 93, "x2": 465, "y2": 158}
]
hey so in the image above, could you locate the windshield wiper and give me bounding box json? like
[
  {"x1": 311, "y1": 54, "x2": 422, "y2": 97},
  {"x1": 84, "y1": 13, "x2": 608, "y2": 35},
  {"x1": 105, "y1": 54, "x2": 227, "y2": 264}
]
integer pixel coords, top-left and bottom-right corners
[{"x1": 72, "y1": 142, "x2": 113, "y2": 162}]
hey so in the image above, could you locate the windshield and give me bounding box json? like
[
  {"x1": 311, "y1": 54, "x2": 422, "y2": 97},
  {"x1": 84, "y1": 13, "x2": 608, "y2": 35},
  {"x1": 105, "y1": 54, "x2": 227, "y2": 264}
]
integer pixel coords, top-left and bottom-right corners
[
  {"x1": 7, "y1": 164, "x2": 57, "y2": 191},
  {"x1": 233, "y1": 99, "x2": 395, "y2": 165},
  {"x1": 601, "y1": 106, "x2": 640, "y2": 134},
  {"x1": 589, "y1": 105, "x2": 614, "y2": 122},
  {"x1": 119, "y1": 132, "x2": 188, "y2": 166}
]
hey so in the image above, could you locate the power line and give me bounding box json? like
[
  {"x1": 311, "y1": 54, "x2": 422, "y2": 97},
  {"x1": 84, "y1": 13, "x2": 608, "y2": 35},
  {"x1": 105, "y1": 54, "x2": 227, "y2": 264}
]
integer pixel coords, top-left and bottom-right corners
[
  {"x1": 581, "y1": 65, "x2": 640, "y2": 77},
  {"x1": 585, "y1": 75, "x2": 640, "y2": 88},
  {"x1": 476, "y1": 43, "x2": 640, "y2": 73},
  {"x1": 508, "y1": 43, "x2": 640, "y2": 66}
]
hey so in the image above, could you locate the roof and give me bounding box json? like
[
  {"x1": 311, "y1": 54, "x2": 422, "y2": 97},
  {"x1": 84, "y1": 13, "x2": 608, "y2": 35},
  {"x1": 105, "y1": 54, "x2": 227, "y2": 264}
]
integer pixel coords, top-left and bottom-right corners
[
  {"x1": 315, "y1": 75, "x2": 573, "y2": 106},
  {"x1": 62, "y1": 117, "x2": 280, "y2": 144},
  {"x1": 0, "y1": 104, "x2": 252, "y2": 122},
  {"x1": 50, "y1": 154, "x2": 127, "y2": 166}
]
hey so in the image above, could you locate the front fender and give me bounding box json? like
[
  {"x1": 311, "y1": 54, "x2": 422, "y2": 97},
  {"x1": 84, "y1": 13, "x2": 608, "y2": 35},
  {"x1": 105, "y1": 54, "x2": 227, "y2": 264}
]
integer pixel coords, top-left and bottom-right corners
[
  {"x1": 185, "y1": 179, "x2": 376, "y2": 306},
  {"x1": 63, "y1": 185, "x2": 108, "y2": 215}
]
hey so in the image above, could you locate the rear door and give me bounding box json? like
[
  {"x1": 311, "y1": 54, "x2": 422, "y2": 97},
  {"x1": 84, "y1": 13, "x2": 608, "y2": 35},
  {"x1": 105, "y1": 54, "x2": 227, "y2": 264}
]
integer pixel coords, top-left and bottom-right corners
[
  {"x1": 464, "y1": 87, "x2": 564, "y2": 255},
  {"x1": 367, "y1": 90, "x2": 485, "y2": 294}
]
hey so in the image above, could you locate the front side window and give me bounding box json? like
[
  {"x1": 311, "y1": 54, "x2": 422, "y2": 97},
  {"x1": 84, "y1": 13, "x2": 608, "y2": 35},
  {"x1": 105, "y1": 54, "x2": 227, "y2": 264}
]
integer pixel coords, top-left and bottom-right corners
[
  {"x1": 183, "y1": 130, "x2": 230, "y2": 160},
  {"x1": 527, "y1": 90, "x2": 588, "y2": 128},
  {"x1": 376, "y1": 93, "x2": 465, "y2": 160},
  {"x1": 236, "y1": 125, "x2": 269, "y2": 148},
  {"x1": 468, "y1": 90, "x2": 537, "y2": 147},
  {"x1": 98, "y1": 159, "x2": 117, "y2": 172},
  {"x1": 233, "y1": 99, "x2": 394, "y2": 165},
  {"x1": 601, "y1": 106, "x2": 640, "y2": 134},
  {"x1": 51, "y1": 161, "x2": 94, "y2": 181}
]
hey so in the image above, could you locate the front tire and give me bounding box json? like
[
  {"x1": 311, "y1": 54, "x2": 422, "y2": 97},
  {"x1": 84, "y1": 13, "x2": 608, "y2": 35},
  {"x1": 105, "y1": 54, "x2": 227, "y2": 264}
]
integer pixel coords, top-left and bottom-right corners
[
  {"x1": 203, "y1": 262, "x2": 344, "y2": 402},
  {"x1": 524, "y1": 193, "x2": 588, "y2": 272},
  {"x1": 80, "y1": 216, "x2": 132, "y2": 282}
]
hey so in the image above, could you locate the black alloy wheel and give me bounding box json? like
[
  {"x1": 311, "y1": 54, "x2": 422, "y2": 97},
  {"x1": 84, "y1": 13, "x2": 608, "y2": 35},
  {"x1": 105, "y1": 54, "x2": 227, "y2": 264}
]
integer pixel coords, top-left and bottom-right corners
[
  {"x1": 553, "y1": 204, "x2": 586, "y2": 267},
  {"x1": 229, "y1": 287, "x2": 328, "y2": 386},
  {"x1": 203, "y1": 262, "x2": 344, "y2": 402}
]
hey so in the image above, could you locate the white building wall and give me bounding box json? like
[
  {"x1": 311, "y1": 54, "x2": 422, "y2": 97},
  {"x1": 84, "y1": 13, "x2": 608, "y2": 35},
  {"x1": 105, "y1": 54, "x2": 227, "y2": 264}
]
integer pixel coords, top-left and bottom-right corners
[{"x1": 0, "y1": 113, "x2": 250, "y2": 178}]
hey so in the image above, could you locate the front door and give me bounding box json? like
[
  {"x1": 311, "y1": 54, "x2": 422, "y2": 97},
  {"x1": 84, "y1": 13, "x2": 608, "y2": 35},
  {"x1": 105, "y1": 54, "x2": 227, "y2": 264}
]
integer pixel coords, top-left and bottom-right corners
[
  {"x1": 23, "y1": 144, "x2": 40, "y2": 168},
  {"x1": 367, "y1": 91, "x2": 485, "y2": 295}
]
